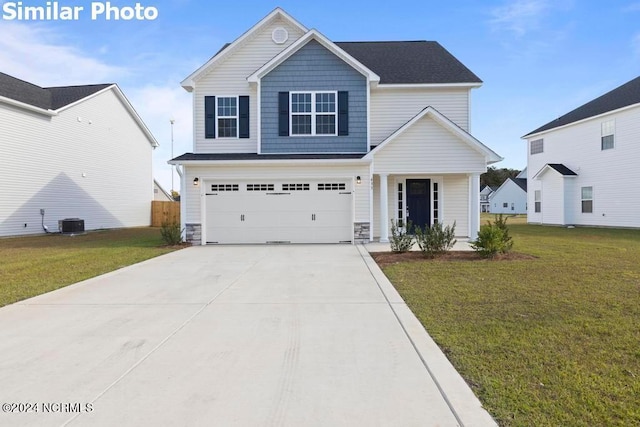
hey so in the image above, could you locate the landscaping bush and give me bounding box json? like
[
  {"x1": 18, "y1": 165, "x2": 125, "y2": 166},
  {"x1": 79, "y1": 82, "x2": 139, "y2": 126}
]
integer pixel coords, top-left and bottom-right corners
[
  {"x1": 470, "y1": 215, "x2": 514, "y2": 258},
  {"x1": 414, "y1": 221, "x2": 456, "y2": 257},
  {"x1": 160, "y1": 222, "x2": 183, "y2": 246},
  {"x1": 390, "y1": 219, "x2": 414, "y2": 253},
  {"x1": 493, "y1": 214, "x2": 514, "y2": 252}
]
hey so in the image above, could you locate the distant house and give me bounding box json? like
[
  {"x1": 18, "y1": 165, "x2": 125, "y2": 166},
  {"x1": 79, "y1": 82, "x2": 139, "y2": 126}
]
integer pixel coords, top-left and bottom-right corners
[
  {"x1": 489, "y1": 169, "x2": 527, "y2": 214},
  {"x1": 0, "y1": 72, "x2": 159, "y2": 236},
  {"x1": 523, "y1": 76, "x2": 640, "y2": 227},
  {"x1": 480, "y1": 185, "x2": 496, "y2": 213},
  {"x1": 154, "y1": 179, "x2": 174, "y2": 202},
  {"x1": 170, "y1": 8, "x2": 502, "y2": 245}
]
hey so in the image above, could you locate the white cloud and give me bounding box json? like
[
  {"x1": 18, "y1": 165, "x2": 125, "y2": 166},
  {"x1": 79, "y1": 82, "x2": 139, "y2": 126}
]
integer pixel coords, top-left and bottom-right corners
[
  {"x1": 0, "y1": 22, "x2": 192, "y2": 192},
  {"x1": 490, "y1": 0, "x2": 550, "y2": 37},
  {"x1": 0, "y1": 22, "x2": 126, "y2": 86}
]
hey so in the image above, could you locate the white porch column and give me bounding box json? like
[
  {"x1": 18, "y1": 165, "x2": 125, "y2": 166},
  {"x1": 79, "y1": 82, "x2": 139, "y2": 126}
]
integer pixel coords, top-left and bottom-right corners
[
  {"x1": 379, "y1": 174, "x2": 389, "y2": 242},
  {"x1": 469, "y1": 173, "x2": 480, "y2": 239}
]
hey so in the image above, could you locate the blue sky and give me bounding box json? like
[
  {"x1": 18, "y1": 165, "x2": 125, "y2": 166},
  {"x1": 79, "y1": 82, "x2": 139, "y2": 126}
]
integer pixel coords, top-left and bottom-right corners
[{"x1": 2, "y1": 0, "x2": 640, "y2": 192}]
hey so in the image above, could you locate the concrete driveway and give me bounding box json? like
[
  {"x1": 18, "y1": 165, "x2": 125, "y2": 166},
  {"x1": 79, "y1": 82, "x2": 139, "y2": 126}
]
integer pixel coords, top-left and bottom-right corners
[{"x1": 0, "y1": 245, "x2": 495, "y2": 427}]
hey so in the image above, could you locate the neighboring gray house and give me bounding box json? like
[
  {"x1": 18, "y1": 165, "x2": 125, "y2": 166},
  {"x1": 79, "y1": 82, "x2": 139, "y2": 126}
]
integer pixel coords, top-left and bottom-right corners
[
  {"x1": 524, "y1": 75, "x2": 640, "y2": 227},
  {"x1": 489, "y1": 169, "x2": 527, "y2": 214},
  {"x1": 170, "y1": 8, "x2": 502, "y2": 245},
  {"x1": 480, "y1": 185, "x2": 496, "y2": 213},
  {"x1": 0, "y1": 72, "x2": 159, "y2": 236}
]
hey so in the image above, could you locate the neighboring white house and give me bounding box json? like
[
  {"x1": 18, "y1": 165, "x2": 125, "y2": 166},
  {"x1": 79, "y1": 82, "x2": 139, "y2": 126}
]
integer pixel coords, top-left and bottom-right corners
[
  {"x1": 170, "y1": 8, "x2": 502, "y2": 245},
  {"x1": 154, "y1": 179, "x2": 174, "y2": 201},
  {"x1": 524, "y1": 75, "x2": 640, "y2": 228},
  {"x1": 489, "y1": 168, "x2": 527, "y2": 214},
  {"x1": 0, "y1": 72, "x2": 159, "y2": 236},
  {"x1": 480, "y1": 185, "x2": 496, "y2": 213}
]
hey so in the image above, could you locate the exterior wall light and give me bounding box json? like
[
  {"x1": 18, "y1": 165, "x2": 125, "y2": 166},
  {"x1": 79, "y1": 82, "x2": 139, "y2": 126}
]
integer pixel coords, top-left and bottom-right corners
[
  {"x1": 193, "y1": 177, "x2": 200, "y2": 186},
  {"x1": 356, "y1": 176, "x2": 361, "y2": 185}
]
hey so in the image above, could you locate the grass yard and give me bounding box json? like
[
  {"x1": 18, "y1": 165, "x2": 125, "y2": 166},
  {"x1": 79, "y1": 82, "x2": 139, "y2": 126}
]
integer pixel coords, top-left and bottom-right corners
[
  {"x1": 0, "y1": 228, "x2": 182, "y2": 307},
  {"x1": 381, "y1": 220, "x2": 640, "y2": 426}
]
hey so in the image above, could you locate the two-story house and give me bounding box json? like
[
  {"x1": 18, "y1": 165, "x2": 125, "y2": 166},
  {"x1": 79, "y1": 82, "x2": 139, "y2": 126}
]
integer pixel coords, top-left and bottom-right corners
[
  {"x1": 170, "y1": 8, "x2": 502, "y2": 245},
  {"x1": 524, "y1": 75, "x2": 640, "y2": 228},
  {"x1": 488, "y1": 169, "x2": 527, "y2": 214},
  {"x1": 0, "y1": 72, "x2": 158, "y2": 237}
]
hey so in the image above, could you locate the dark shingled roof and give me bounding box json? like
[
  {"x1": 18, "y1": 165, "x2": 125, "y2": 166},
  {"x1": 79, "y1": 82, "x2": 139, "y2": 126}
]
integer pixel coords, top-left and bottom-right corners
[
  {"x1": 526, "y1": 76, "x2": 640, "y2": 136},
  {"x1": 171, "y1": 153, "x2": 366, "y2": 162},
  {"x1": 548, "y1": 163, "x2": 577, "y2": 176},
  {"x1": 336, "y1": 41, "x2": 482, "y2": 84},
  {"x1": 512, "y1": 178, "x2": 528, "y2": 192},
  {"x1": 0, "y1": 72, "x2": 112, "y2": 110}
]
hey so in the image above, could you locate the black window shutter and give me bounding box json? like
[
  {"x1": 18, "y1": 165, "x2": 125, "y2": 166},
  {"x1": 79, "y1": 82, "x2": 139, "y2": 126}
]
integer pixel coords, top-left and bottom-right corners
[
  {"x1": 338, "y1": 91, "x2": 349, "y2": 136},
  {"x1": 205, "y1": 96, "x2": 216, "y2": 139},
  {"x1": 239, "y1": 96, "x2": 250, "y2": 139},
  {"x1": 278, "y1": 92, "x2": 289, "y2": 136}
]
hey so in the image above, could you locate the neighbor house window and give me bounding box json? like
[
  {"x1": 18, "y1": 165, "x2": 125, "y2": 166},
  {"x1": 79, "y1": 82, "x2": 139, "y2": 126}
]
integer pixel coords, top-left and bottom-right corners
[
  {"x1": 534, "y1": 190, "x2": 541, "y2": 213},
  {"x1": 601, "y1": 120, "x2": 614, "y2": 150},
  {"x1": 290, "y1": 91, "x2": 336, "y2": 136},
  {"x1": 503, "y1": 202, "x2": 508, "y2": 208},
  {"x1": 217, "y1": 97, "x2": 238, "y2": 138},
  {"x1": 581, "y1": 187, "x2": 593, "y2": 213},
  {"x1": 530, "y1": 139, "x2": 544, "y2": 155}
]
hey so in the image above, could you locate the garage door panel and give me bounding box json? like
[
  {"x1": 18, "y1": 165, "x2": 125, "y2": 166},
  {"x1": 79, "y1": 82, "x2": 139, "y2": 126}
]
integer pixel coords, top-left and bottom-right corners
[{"x1": 206, "y1": 180, "x2": 353, "y2": 244}]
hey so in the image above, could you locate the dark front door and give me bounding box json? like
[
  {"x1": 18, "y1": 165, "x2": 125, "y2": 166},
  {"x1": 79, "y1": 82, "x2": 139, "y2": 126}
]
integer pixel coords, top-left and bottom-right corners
[{"x1": 406, "y1": 179, "x2": 431, "y2": 230}]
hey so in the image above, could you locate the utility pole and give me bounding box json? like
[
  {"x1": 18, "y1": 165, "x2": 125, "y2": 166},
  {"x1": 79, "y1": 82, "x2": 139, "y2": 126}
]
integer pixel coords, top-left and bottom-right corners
[{"x1": 170, "y1": 118, "x2": 175, "y2": 193}]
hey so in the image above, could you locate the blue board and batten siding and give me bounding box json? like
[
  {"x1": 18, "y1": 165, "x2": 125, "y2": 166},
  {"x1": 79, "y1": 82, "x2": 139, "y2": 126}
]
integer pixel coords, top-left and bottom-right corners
[{"x1": 261, "y1": 40, "x2": 367, "y2": 153}]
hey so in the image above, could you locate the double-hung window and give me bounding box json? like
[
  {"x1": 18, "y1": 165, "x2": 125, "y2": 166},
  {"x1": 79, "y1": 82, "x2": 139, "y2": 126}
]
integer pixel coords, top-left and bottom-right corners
[
  {"x1": 217, "y1": 97, "x2": 238, "y2": 138},
  {"x1": 290, "y1": 91, "x2": 336, "y2": 136},
  {"x1": 581, "y1": 187, "x2": 593, "y2": 213},
  {"x1": 601, "y1": 120, "x2": 614, "y2": 150},
  {"x1": 534, "y1": 190, "x2": 541, "y2": 213}
]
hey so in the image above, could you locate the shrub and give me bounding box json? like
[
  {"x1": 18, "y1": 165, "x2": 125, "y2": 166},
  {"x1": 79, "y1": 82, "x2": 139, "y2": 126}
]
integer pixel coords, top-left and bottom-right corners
[
  {"x1": 390, "y1": 219, "x2": 414, "y2": 253},
  {"x1": 470, "y1": 215, "x2": 514, "y2": 258},
  {"x1": 414, "y1": 221, "x2": 457, "y2": 257},
  {"x1": 493, "y1": 214, "x2": 514, "y2": 252},
  {"x1": 471, "y1": 224, "x2": 511, "y2": 258},
  {"x1": 160, "y1": 222, "x2": 183, "y2": 246}
]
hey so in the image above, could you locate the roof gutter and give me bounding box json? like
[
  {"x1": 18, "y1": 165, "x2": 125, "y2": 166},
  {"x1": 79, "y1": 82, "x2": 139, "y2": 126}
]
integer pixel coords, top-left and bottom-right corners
[
  {"x1": 168, "y1": 158, "x2": 371, "y2": 166},
  {"x1": 0, "y1": 95, "x2": 57, "y2": 116}
]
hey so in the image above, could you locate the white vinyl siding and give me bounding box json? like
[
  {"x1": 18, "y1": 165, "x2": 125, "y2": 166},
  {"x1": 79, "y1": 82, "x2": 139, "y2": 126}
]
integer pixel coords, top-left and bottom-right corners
[
  {"x1": 370, "y1": 87, "x2": 470, "y2": 146},
  {"x1": 528, "y1": 105, "x2": 640, "y2": 227},
  {"x1": 489, "y1": 180, "x2": 527, "y2": 214},
  {"x1": 373, "y1": 114, "x2": 486, "y2": 175},
  {"x1": 193, "y1": 16, "x2": 305, "y2": 153},
  {"x1": 0, "y1": 90, "x2": 154, "y2": 236}
]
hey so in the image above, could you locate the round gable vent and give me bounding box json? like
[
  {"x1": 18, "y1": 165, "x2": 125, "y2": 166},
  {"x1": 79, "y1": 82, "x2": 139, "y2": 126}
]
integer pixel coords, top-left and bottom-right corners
[{"x1": 272, "y1": 27, "x2": 289, "y2": 44}]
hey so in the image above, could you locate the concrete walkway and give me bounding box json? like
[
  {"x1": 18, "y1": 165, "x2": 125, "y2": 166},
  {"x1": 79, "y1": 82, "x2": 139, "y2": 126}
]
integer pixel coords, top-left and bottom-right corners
[{"x1": 0, "y1": 245, "x2": 495, "y2": 426}]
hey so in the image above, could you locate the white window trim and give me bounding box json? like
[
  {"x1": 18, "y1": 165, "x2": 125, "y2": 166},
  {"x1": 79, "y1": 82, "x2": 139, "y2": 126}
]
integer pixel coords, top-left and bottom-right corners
[
  {"x1": 217, "y1": 96, "x2": 239, "y2": 139},
  {"x1": 290, "y1": 91, "x2": 338, "y2": 136},
  {"x1": 534, "y1": 190, "x2": 541, "y2": 213}
]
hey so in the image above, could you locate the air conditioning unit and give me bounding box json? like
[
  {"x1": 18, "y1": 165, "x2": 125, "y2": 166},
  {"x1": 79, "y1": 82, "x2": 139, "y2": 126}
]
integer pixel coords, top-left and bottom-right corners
[{"x1": 59, "y1": 218, "x2": 85, "y2": 233}]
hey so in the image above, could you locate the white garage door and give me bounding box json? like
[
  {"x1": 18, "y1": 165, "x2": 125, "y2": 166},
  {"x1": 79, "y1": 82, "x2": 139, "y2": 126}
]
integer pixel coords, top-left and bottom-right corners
[{"x1": 205, "y1": 180, "x2": 353, "y2": 244}]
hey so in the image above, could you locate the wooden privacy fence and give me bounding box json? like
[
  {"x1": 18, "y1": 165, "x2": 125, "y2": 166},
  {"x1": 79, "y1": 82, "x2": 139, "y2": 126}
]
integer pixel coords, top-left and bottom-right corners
[{"x1": 151, "y1": 201, "x2": 180, "y2": 226}]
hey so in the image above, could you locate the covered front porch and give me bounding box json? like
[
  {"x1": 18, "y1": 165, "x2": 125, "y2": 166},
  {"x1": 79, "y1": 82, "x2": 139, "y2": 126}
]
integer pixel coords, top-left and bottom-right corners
[{"x1": 371, "y1": 173, "x2": 480, "y2": 242}]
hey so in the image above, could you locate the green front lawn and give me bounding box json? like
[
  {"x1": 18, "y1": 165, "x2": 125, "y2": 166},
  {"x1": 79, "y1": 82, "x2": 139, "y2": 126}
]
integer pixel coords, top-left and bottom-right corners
[
  {"x1": 382, "y1": 223, "x2": 640, "y2": 426},
  {"x1": 0, "y1": 228, "x2": 181, "y2": 307}
]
